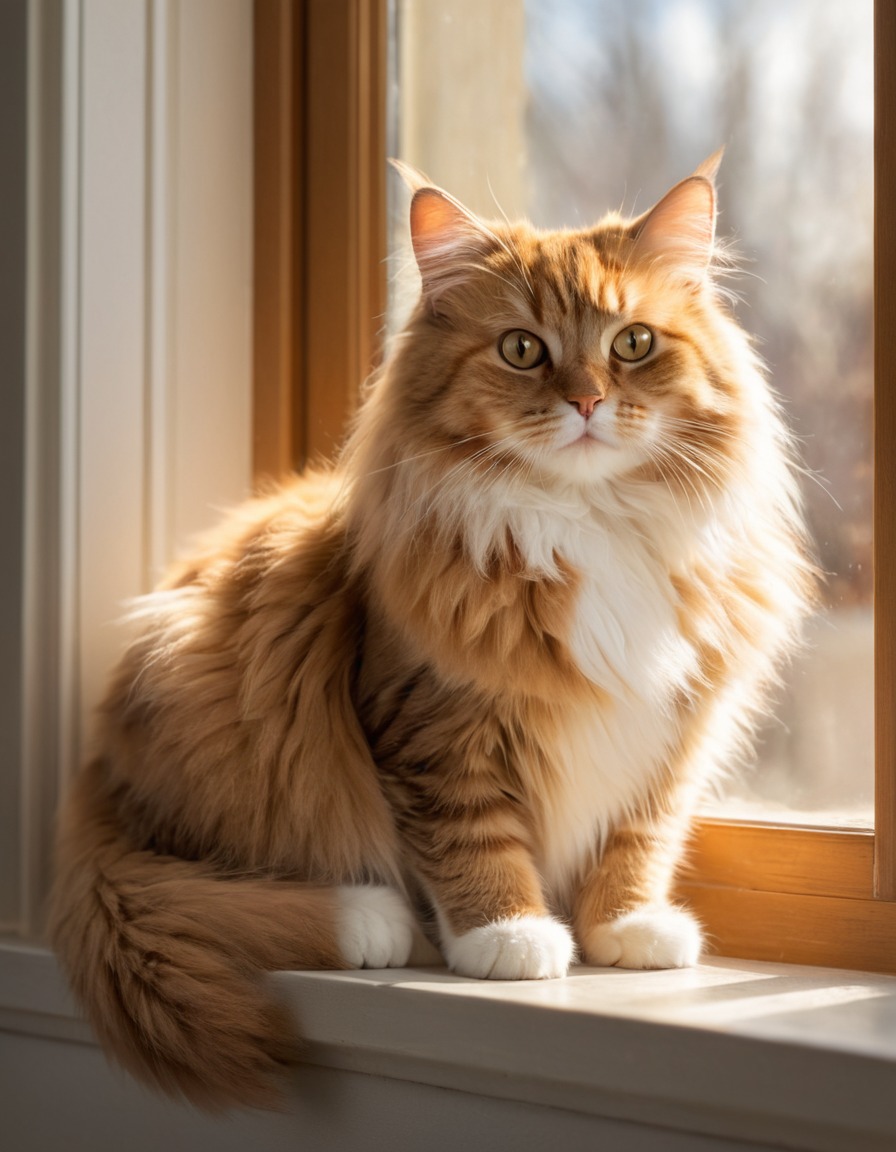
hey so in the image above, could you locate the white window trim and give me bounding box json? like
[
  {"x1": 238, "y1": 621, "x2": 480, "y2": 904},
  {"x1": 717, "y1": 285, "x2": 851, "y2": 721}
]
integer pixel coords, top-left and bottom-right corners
[{"x1": 11, "y1": 0, "x2": 252, "y2": 938}]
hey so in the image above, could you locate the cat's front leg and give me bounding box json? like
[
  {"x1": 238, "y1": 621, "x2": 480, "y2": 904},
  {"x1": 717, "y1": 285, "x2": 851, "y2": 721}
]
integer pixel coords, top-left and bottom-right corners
[
  {"x1": 443, "y1": 907, "x2": 576, "y2": 981},
  {"x1": 574, "y1": 819, "x2": 702, "y2": 970},
  {"x1": 415, "y1": 816, "x2": 575, "y2": 980}
]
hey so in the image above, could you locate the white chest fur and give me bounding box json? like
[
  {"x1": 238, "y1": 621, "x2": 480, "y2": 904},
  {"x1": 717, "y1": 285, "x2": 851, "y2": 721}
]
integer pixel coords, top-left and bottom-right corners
[
  {"x1": 533, "y1": 697, "x2": 676, "y2": 909},
  {"x1": 510, "y1": 491, "x2": 698, "y2": 906}
]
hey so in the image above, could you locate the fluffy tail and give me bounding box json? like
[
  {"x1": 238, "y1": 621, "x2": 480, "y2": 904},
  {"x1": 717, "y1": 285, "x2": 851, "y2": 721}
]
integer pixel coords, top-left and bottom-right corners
[{"x1": 48, "y1": 760, "x2": 347, "y2": 1110}]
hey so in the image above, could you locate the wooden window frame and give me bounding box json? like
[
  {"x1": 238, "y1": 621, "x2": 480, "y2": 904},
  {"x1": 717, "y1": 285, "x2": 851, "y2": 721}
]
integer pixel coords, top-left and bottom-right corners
[
  {"x1": 253, "y1": 0, "x2": 387, "y2": 477},
  {"x1": 253, "y1": 0, "x2": 895, "y2": 974}
]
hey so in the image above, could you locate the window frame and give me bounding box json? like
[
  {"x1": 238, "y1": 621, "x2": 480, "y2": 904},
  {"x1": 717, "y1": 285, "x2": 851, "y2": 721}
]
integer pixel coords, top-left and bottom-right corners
[
  {"x1": 253, "y1": 0, "x2": 387, "y2": 477},
  {"x1": 252, "y1": 0, "x2": 895, "y2": 974}
]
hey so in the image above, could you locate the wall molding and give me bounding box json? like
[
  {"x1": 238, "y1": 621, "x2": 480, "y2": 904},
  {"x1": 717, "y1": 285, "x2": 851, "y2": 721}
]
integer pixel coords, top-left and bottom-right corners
[{"x1": 16, "y1": 0, "x2": 253, "y2": 937}]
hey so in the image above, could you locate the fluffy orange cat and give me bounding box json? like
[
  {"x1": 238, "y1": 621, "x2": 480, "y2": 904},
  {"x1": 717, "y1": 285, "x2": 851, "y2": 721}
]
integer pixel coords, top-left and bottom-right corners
[{"x1": 49, "y1": 156, "x2": 814, "y2": 1109}]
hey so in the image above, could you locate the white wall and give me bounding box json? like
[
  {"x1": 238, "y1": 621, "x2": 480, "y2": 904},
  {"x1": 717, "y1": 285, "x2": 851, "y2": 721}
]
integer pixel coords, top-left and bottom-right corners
[
  {"x1": 75, "y1": 0, "x2": 253, "y2": 762},
  {"x1": 8, "y1": 0, "x2": 253, "y2": 940}
]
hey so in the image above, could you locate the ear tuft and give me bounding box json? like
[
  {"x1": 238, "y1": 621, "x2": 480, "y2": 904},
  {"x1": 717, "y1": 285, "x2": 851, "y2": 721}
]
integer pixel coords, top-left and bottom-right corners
[
  {"x1": 389, "y1": 157, "x2": 431, "y2": 194},
  {"x1": 693, "y1": 148, "x2": 724, "y2": 185}
]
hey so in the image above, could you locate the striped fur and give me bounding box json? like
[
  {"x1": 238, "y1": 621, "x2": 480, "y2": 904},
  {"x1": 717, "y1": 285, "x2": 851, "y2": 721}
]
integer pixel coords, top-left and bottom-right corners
[{"x1": 49, "y1": 158, "x2": 814, "y2": 1108}]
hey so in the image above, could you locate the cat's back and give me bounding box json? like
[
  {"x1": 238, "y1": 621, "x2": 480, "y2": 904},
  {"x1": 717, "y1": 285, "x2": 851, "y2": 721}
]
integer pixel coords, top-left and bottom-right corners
[
  {"x1": 93, "y1": 468, "x2": 364, "y2": 864},
  {"x1": 156, "y1": 467, "x2": 348, "y2": 596},
  {"x1": 109, "y1": 467, "x2": 353, "y2": 718}
]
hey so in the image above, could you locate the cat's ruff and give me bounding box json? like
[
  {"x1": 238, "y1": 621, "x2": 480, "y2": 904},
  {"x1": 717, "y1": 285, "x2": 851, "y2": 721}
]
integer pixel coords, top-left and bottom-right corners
[{"x1": 49, "y1": 155, "x2": 814, "y2": 1110}]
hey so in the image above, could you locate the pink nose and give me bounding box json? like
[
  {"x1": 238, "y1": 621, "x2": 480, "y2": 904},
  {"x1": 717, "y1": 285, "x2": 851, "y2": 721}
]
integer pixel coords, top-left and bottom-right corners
[{"x1": 568, "y1": 394, "x2": 602, "y2": 418}]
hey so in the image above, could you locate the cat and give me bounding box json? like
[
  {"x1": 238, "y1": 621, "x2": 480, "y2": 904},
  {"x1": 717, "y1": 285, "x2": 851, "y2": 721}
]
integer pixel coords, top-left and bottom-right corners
[{"x1": 49, "y1": 154, "x2": 814, "y2": 1110}]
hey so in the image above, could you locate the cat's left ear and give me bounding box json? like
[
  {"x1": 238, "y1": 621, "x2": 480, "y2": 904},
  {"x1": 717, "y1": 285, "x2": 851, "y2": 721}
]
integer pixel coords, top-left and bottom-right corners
[
  {"x1": 392, "y1": 160, "x2": 497, "y2": 309},
  {"x1": 630, "y1": 150, "x2": 723, "y2": 283}
]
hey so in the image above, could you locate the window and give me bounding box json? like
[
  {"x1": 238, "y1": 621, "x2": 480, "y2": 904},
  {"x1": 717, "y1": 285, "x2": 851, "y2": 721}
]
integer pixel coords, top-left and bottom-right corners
[
  {"x1": 392, "y1": 0, "x2": 874, "y2": 827},
  {"x1": 253, "y1": 0, "x2": 895, "y2": 972}
]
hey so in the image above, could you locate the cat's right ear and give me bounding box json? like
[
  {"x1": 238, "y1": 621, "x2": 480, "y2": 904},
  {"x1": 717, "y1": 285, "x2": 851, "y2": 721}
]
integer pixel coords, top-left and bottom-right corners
[{"x1": 392, "y1": 160, "x2": 497, "y2": 311}]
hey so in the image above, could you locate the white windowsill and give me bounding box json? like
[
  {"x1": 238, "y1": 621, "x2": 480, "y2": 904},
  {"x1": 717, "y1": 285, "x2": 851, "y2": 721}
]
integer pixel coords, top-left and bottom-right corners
[{"x1": 2, "y1": 939, "x2": 895, "y2": 1151}]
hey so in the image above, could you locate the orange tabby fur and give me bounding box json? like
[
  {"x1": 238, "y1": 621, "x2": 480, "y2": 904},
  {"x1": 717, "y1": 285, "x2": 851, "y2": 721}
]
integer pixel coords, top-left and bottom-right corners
[{"x1": 49, "y1": 157, "x2": 814, "y2": 1109}]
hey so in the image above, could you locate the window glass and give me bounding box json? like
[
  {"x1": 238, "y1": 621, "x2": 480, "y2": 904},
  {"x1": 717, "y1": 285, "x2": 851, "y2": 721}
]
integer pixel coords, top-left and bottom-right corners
[{"x1": 389, "y1": 0, "x2": 874, "y2": 826}]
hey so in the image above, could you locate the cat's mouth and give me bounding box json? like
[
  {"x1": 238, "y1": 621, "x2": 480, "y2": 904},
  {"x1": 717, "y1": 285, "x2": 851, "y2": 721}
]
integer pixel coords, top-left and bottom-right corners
[
  {"x1": 566, "y1": 433, "x2": 601, "y2": 450},
  {"x1": 561, "y1": 424, "x2": 617, "y2": 452}
]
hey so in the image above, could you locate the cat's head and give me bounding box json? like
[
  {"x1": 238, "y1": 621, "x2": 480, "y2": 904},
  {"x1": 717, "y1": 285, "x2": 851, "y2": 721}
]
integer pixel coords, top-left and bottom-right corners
[{"x1": 374, "y1": 153, "x2": 759, "y2": 500}]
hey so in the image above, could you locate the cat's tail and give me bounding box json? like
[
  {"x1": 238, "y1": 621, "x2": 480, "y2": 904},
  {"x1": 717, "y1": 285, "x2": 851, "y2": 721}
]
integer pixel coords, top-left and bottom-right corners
[{"x1": 48, "y1": 758, "x2": 399, "y2": 1110}]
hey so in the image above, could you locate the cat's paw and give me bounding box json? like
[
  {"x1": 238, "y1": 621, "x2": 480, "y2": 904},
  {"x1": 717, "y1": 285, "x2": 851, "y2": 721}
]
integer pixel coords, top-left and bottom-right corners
[
  {"x1": 335, "y1": 886, "x2": 417, "y2": 969},
  {"x1": 582, "y1": 905, "x2": 701, "y2": 969},
  {"x1": 444, "y1": 914, "x2": 575, "y2": 980}
]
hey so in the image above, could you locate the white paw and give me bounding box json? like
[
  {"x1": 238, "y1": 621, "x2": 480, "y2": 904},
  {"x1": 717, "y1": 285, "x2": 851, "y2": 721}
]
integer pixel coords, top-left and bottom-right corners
[
  {"x1": 335, "y1": 886, "x2": 417, "y2": 969},
  {"x1": 583, "y1": 905, "x2": 701, "y2": 969},
  {"x1": 444, "y1": 915, "x2": 575, "y2": 980}
]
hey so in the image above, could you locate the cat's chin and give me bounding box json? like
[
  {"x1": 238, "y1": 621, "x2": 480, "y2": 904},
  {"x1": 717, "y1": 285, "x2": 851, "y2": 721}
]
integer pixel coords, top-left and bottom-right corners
[{"x1": 540, "y1": 438, "x2": 636, "y2": 487}]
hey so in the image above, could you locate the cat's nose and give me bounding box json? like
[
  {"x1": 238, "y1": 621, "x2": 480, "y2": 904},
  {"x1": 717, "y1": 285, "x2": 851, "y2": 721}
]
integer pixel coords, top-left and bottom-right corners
[{"x1": 567, "y1": 394, "x2": 602, "y2": 418}]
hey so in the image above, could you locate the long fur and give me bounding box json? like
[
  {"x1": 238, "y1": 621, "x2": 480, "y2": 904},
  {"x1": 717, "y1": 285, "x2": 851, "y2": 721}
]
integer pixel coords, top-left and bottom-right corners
[{"x1": 49, "y1": 159, "x2": 814, "y2": 1109}]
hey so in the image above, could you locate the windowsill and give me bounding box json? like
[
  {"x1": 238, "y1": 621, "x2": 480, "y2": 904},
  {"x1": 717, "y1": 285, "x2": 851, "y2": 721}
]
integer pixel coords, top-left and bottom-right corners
[{"x1": 2, "y1": 939, "x2": 895, "y2": 1150}]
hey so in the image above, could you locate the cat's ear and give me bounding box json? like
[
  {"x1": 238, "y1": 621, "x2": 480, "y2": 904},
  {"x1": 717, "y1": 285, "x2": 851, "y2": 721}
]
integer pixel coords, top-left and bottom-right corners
[
  {"x1": 392, "y1": 160, "x2": 497, "y2": 309},
  {"x1": 630, "y1": 151, "x2": 723, "y2": 283}
]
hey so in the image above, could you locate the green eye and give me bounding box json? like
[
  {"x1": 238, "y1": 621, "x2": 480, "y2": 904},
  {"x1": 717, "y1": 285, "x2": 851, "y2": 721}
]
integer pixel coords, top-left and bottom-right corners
[
  {"x1": 499, "y1": 329, "x2": 547, "y2": 370},
  {"x1": 612, "y1": 324, "x2": 653, "y2": 362}
]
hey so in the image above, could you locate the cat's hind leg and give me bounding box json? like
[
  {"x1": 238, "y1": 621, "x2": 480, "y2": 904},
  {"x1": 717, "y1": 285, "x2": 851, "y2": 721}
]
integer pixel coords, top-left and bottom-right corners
[{"x1": 335, "y1": 885, "x2": 441, "y2": 968}]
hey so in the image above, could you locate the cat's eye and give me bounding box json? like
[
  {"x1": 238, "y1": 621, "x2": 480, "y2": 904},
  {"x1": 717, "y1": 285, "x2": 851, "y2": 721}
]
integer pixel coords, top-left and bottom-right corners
[
  {"x1": 612, "y1": 324, "x2": 654, "y2": 362},
  {"x1": 499, "y1": 329, "x2": 547, "y2": 370}
]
